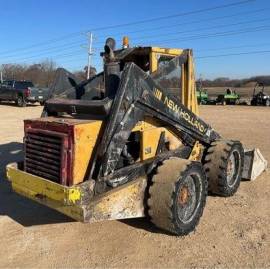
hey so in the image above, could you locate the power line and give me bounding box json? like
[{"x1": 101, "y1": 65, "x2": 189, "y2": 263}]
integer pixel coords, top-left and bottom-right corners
[
  {"x1": 7, "y1": 50, "x2": 85, "y2": 64},
  {"x1": 5, "y1": 23, "x2": 270, "y2": 64},
  {"x1": 4, "y1": 2, "x2": 270, "y2": 67},
  {"x1": 94, "y1": 7, "x2": 269, "y2": 40},
  {"x1": 0, "y1": 2, "x2": 262, "y2": 61},
  {"x1": 88, "y1": 0, "x2": 255, "y2": 31},
  {"x1": 0, "y1": 6, "x2": 266, "y2": 59},
  {"x1": 0, "y1": 0, "x2": 254, "y2": 56},
  {"x1": 4, "y1": 22, "x2": 270, "y2": 64},
  {"x1": 59, "y1": 49, "x2": 270, "y2": 72},
  {"x1": 90, "y1": 24, "x2": 270, "y2": 52},
  {"x1": 110, "y1": 17, "x2": 270, "y2": 45},
  {"x1": 0, "y1": 33, "x2": 84, "y2": 56},
  {"x1": 4, "y1": 15, "x2": 268, "y2": 62},
  {"x1": 196, "y1": 42, "x2": 270, "y2": 52},
  {"x1": 6, "y1": 16, "x2": 260, "y2": 61},
  {"x1": 61, "y1": 49, "x2": 270, "y2": 71},
  {"x1": 0, "y1": 40, "x2": 85, "y2": 59},
  {"x1": 141, "y1": 25, "x2": 270, "y2": 46},
  {"x1": 2, "y1": 44, "x2": 84, "y2": 61},
  {"x1": 195, "y1": 49, "x2": 270, "y2": 59},
  {"x1": 14, "y1": 49, "x2": 270, "y2": 70}
]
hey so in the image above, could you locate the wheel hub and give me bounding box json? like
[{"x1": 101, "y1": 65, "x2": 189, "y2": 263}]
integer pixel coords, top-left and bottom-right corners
[
  {"x1": 178, "y1": 186, "x2": 190, "y2": 205},
  {"x1": 226, "y1": 150, "x2": 240, "y2": 186},
  {"x1": 176, "y1": 173, "x2": 202, "y2": 224},
  {"x1": 227, "y1": 157, "x2": 235, "y2": 179}
]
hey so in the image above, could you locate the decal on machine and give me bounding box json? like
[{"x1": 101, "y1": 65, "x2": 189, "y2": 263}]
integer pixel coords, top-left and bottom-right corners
[{"x1": 153, "y1": 88, "x2": 206, "y2": 134}]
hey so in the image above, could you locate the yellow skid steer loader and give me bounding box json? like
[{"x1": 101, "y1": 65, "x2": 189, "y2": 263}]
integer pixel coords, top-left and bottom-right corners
[{"x1": 6, "y1": 37, "x2": 267, "y2": 235}]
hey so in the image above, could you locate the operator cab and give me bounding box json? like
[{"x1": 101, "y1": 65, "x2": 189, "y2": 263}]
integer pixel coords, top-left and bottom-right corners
[{"x1": 44, "y1": 37, "x2": 198, "y2": 119}]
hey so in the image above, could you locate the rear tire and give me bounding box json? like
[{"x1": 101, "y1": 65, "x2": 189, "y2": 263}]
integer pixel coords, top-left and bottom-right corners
[
  {"x1": 203, "y1": 140, "x2": 244, "y2": 197},
  {"x1": 148, "y1": 158, "x2": 207, "y2": 236},
  {"x1": 16, "y1": 96, "x2": 26, "y2": 107}
]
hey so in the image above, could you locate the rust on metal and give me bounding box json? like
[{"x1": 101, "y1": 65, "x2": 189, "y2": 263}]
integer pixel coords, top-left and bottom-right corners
[{"x1": 178, "y1": 186, "x2": 190, "y2": 205}]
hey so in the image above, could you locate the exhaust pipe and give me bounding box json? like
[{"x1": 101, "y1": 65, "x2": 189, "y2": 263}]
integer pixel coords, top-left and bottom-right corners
[
  {"x1": 104, "y1": 37, "x2": 116, "y2": 62},
  {"x1": 104, "y1": 38, "x2": 120, "y2": 98}
]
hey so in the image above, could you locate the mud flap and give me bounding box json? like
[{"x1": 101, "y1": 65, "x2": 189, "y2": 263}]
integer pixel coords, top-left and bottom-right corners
[{"x1": 242, "y1": 149, "x2": 268, "y2": 180}]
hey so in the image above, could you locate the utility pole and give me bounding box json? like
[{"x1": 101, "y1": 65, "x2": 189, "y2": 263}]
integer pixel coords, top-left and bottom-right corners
[{"x1": 87, "y1": 32, "x2": 93, "y2": 80}]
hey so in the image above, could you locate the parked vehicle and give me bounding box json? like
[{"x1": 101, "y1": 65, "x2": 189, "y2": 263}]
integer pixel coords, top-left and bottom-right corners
[
  {"x1": 0, "y1": 80, "x2": 49, "y2": 107},
  {"x1": 196, "y1": 89, "x2": 208, "y2": 104},
  {"x1": 216, "y1": 88, "x2": 240, "y2": 105},
  {"x1": 250, "y1": 82, "x2": 270, "y2": 106}
]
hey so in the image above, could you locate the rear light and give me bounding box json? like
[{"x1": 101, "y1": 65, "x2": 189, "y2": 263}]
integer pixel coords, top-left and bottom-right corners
[{"x1": 25, "y1": 87, "x2": 31, "y2": 97}]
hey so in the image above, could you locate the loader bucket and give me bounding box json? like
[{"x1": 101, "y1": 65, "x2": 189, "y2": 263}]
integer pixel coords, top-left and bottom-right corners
[
  {"x1": 48, "y1": 68, "x2": 104, "y2": 100},
  {"x1": 242, "y1": 148, "x2": 268, "y2": 180}
]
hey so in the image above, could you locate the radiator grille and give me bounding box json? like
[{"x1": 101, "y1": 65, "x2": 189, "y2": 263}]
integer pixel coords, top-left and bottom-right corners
[{"x1": 24, "y1": 131, "x2": 62, "y2": 183}]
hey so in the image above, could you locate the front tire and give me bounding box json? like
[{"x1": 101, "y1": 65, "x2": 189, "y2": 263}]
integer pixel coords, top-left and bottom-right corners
[
  {"x1": 203, "y1": 140, "x2": 244, "y2": 197},
  {"x1": 16, "y1": 95, "x2": 26, "y2": 107},
  {"x1": 148, "y1": 158, "x2": 207, "y2": 236}
]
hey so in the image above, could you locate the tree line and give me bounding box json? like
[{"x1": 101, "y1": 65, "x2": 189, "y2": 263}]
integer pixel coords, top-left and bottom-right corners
[
  {"x1": 0, "y1": 60, "x2": 96, "y2": 87},
  {"x1": 1, "y1": 61, "x2": 269, "y2": 88},
  {"x1": 198, "y1": 76, "x2": 270, "y2": 88}
]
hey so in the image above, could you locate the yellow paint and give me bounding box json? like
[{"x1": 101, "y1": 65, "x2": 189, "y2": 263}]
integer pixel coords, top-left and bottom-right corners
[
  {"x1": 149, "y1": 47, "x2": 198, "y2": 116},
  {"x1": 140, "y1": 127, "x2": 182, "y2": 160},
  {"x1": 6, "y1": 163, "x2": 147, "y2": 222},
  {"x1": 66, "y1": 188, "x2": 82, "y2": 204},
  {"x1": 189, "y1": 141, "x2": 204, "y2": 161},
  {"x1": 150, "y1": 48, "x2": 184, "y2": 73},
  {"x1": 6, "y1": 163, "x2": 82, "y2": 205},
  {"x1": 132, "y1": 117, "x2": 182, "y2": 161},
  {"x1": 73, "y1": 121, "x2": 103, "y2": 184},
  {"x1": 141, "y1": 128, "x2": 162, "y2": 159}
]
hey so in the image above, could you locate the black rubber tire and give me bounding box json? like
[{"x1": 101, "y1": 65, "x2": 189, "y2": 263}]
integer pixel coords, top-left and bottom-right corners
[
  {"x1": 40, "y1": 101, "x2": 45, "y2": 106},
  {"x1": 16, "y1": 95, "x2": 26, "y2": 107},
  {"x1": 203, "y1": 140, "x2": 244, "y2": 197},
  {"x1": 148, "y1": 158, "x2": 207, "y2": 236},
  {"x1": 235, "y1": 99, "x2": 240, "y2": 105},
  {"x1": 265, "y1": 99, "x2": 270, "y2": 107}
]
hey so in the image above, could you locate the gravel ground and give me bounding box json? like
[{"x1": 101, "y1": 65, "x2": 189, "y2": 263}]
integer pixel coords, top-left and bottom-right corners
[{"x1": 0, "y1": 103, "x2": 269, "y2": 268}]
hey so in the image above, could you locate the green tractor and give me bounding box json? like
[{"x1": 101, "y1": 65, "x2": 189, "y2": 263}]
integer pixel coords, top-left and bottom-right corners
[
  {"x1": 196, "y1": 89, "x2": 208, "y2": 105},
  {"x1": 216, "y1": 88, "x2": 240, "y2": 105}
]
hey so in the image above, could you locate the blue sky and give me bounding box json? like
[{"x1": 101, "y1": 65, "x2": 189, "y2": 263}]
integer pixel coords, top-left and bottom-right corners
[{"x1": 0, "y1": 0, "x2": 270, "y2": 79}]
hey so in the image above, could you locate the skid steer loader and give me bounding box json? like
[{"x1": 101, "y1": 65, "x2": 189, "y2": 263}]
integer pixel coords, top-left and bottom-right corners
[{"x1": 6, "y1": 37, "x2": 267, "y2": 235}]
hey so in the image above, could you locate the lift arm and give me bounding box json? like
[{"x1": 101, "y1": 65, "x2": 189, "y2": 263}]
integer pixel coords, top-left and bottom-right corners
[{"x1": 97, "y1": 61, "x2": 220, "y2": 177}]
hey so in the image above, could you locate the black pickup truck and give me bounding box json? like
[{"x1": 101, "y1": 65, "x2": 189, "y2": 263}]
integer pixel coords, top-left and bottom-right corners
[{"x1": 0, "y1": 80, "x2": 49, "y2": 107}]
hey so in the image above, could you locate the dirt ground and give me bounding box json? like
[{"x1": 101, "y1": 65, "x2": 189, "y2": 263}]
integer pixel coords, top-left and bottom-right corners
[{"x1": 0, "y1": 102, "x2": 269, "y2": 268}]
